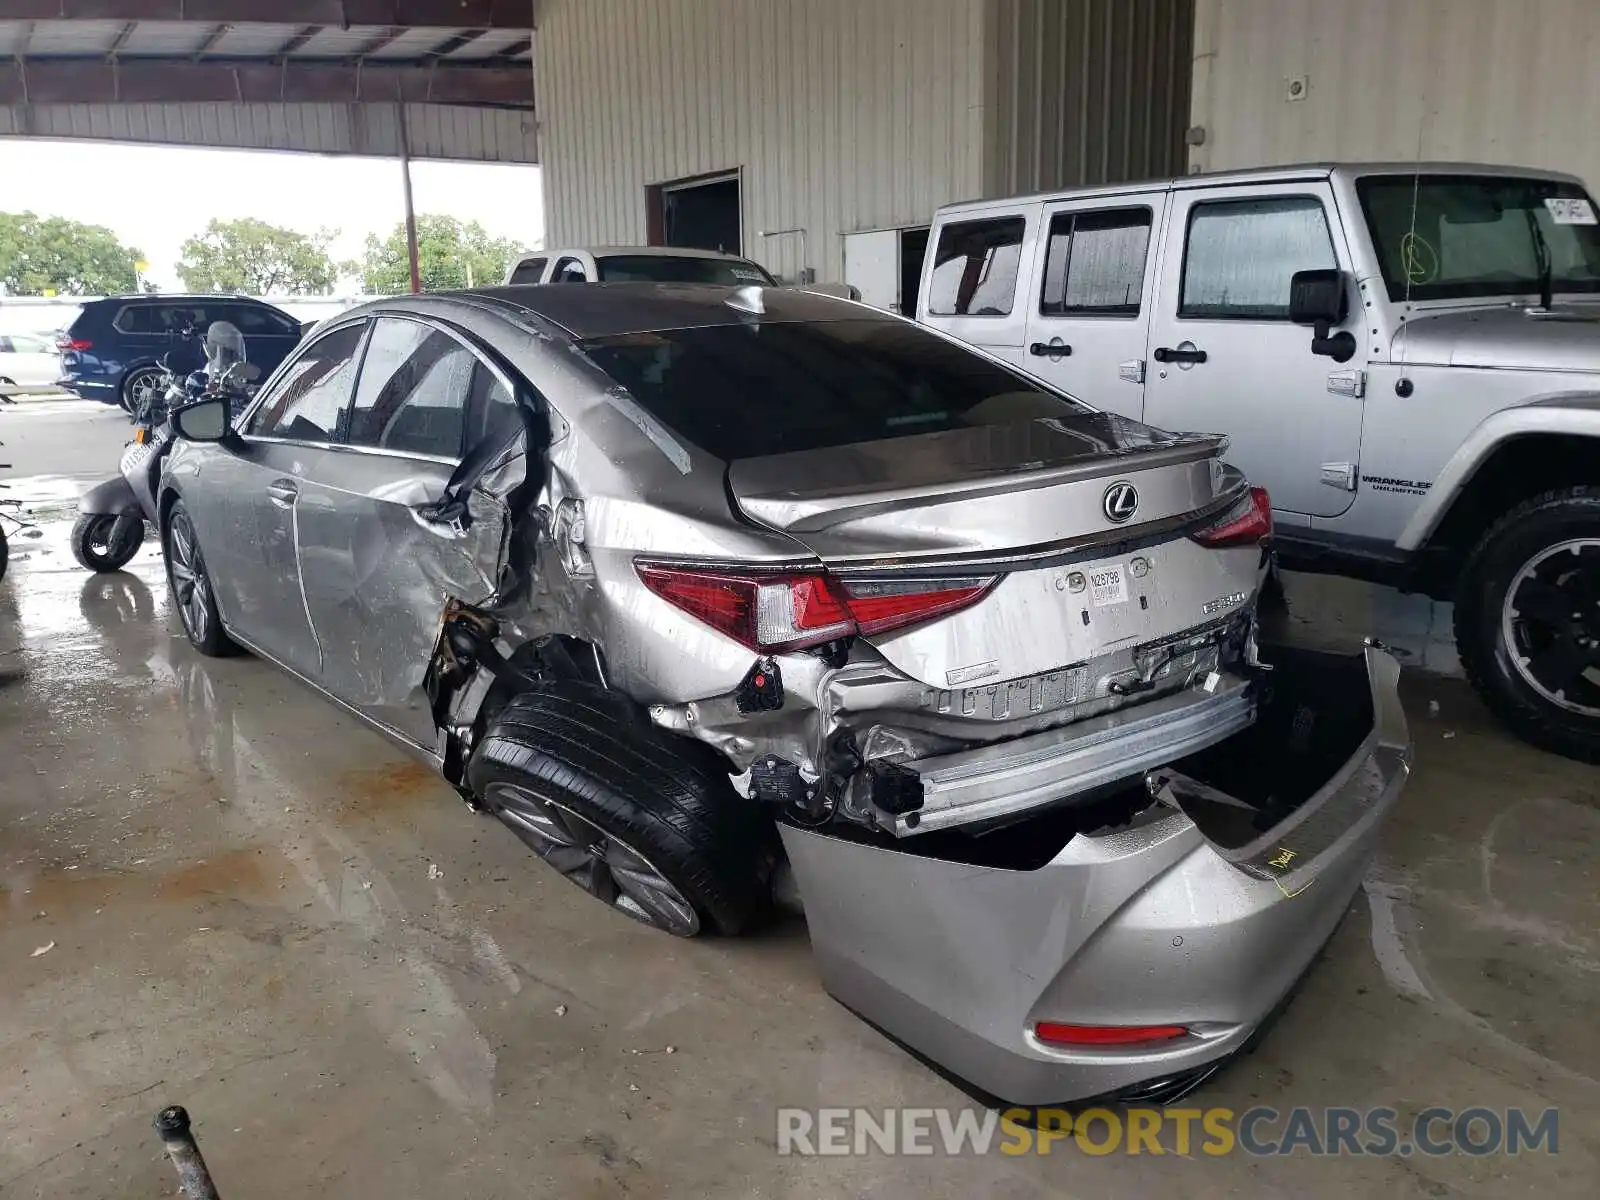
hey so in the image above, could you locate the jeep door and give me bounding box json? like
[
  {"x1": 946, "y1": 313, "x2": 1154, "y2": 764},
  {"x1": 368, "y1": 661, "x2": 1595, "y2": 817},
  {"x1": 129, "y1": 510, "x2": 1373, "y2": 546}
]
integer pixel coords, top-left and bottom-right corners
[
  {"x1": 1021, "y1": 193, "x2": 1167, "y2": 420},
  {"x1": 1140, "y1": 181, "x2": 1368, "y2": 518}
]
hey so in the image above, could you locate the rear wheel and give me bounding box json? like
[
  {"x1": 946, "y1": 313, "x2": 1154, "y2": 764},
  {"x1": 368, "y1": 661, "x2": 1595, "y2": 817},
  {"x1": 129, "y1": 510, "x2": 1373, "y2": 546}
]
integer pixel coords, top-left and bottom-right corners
[
  {"x1": 163, "y1": 501, "x2": 237, "y2": 657},
  {"x1": 71, "y1": 512, "x2": 145, "y2": 572},
  {"x1": 120, "y1": 366, "x2": 163, "y2": 417},
  {"x1": 1456, "y1": 486, "x2": 1600, "y2": 763},
  {"x1": 467, "y1": 683, "x2": 773, "y2": 936}
]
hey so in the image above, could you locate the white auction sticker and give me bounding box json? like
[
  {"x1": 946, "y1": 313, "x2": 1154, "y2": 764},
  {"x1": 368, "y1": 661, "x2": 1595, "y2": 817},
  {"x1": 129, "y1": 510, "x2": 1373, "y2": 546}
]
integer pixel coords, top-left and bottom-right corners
[
  {"x1": 1544, "y1": 196, "x2": 1597, "y2": 226},
  {"x1": 1089, "y1": 564, "x2": 1128, "y2": 606}
]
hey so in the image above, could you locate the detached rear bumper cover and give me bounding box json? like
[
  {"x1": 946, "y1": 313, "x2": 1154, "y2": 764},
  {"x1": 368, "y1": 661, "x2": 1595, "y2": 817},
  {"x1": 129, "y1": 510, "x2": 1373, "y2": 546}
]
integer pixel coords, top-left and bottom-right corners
[{"x1": 780, "y1": 645, "x2": 1409, "y2": 1106}]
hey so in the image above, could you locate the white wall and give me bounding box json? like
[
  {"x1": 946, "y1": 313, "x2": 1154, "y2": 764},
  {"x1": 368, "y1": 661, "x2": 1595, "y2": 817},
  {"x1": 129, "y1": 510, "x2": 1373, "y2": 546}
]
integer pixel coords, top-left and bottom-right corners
[
  {"x1": 534, "y1": 0, "x2": 988, "y2": 282},
  {"x1": 1191, "y1": 0, "x2": 1600, "y2": 189}
]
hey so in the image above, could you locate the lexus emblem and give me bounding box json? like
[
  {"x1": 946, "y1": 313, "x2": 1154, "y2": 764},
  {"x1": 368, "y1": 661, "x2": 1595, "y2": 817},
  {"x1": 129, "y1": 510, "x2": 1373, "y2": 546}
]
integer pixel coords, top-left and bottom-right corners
[{"x1": 1102, "y1": 482, "x2": 1139, "y2": 523}]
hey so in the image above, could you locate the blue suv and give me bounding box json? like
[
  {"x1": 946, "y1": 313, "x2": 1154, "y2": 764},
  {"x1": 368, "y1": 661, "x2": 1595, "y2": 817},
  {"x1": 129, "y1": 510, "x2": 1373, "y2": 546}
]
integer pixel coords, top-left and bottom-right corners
[{"x1": 59, "y1": 295, "x2": 306, "y2": 412}]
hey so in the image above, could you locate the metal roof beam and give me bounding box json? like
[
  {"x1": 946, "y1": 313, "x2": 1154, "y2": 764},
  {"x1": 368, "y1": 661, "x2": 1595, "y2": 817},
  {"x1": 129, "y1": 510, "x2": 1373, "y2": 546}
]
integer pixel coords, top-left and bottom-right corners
[
  {"x1": 276, "y1": 25, "x2": 323, "y2": 58},
  {"x1": 0, "y1": 56, "x2": 535, "y2": 106},
  {"x1": 424, "y1": 29, "x2": 488, "y2": 58},
  {"x1": 2, "y1": 3, "x2": 530, "y2": 29}
]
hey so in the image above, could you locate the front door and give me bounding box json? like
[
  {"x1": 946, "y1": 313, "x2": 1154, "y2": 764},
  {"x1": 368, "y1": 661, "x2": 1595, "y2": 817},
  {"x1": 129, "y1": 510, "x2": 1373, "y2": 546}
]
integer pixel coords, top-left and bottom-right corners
[
  {"x1": 1022, "y1": 194, "x2": 1166, "y2": 420},
  {"x1": 294, "y1": 315, "x2": 520, "y2": 748},
  {"x1": 206, "y1": 320, "x2": 369, "y2": 678},
  {"x1": 1141, "y1": 183, "x2": 1367, "y2": 518}
]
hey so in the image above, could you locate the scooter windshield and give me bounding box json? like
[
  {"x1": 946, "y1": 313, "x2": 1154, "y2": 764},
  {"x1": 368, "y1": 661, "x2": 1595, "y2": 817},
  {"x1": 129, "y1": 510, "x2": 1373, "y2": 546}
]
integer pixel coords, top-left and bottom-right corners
[{"x1": 203, "y1": 321, "x2": 247, "y2": 379}]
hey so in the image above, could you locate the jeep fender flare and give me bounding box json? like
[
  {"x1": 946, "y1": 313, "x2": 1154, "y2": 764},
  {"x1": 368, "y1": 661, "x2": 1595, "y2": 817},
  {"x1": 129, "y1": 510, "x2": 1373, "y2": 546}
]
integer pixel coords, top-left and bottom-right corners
[{"x1": 1396, "y1": 393, "x2": 1600, "y2": 552}]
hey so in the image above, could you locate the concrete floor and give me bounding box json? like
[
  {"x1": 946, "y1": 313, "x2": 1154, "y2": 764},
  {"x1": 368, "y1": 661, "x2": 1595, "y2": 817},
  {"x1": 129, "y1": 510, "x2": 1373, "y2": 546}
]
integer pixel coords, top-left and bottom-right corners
[{"x1": 2, "y1": 409, "x2": 1598, "y2": 1197}]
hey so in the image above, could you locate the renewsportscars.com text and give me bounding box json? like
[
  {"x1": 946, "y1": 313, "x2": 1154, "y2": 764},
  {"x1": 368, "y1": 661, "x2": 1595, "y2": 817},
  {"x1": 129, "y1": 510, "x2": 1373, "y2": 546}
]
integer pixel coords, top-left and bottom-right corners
[{"x1": 776, "y1": 1105, "x2": 1559, "y2": 1157}]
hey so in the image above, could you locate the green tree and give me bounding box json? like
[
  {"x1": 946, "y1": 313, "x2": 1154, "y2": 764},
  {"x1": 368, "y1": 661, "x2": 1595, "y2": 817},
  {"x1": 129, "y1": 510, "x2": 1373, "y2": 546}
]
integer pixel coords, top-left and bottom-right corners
[
  {"x1": 360, "y1": 215, "x2": 524, "y2": 294},
  {"x1": 177, "y1": 218, "x2": 338, "y2": 295},
  {"x1": 0, "y1": 211, "x2": 144, "y2": 296}
]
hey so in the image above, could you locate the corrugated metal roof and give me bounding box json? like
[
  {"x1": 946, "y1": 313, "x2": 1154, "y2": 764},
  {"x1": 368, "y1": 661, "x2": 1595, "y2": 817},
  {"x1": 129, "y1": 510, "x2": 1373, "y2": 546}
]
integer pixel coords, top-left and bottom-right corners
[{"x1": 0, "y1": 101, "x2": 537, "y2": 162}]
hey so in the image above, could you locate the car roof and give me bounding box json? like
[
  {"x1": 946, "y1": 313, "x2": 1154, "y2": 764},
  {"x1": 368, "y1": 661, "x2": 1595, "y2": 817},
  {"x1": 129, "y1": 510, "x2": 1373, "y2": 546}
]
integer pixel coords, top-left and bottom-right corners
[
  {"x1": 936, "y1": 161, "x2": 1589, "y2": 215},
  {"x1": 457, "y1": 283, "x2": 870, "y2": 339},
  {"x1": 525, "y1": 246, "x2": 760, "y2": 263},
  {"x1": 86, "y1": 294, "x2": 288, "y2": 309}
]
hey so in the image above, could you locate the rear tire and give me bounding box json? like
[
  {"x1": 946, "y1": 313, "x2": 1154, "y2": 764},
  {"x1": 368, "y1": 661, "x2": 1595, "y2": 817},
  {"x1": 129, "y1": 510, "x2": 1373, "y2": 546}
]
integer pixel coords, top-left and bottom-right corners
[
  {"x1": 468, "y1": 683, "x2": 773, "y2": 936},
  {"x1": 1455, "y1": 486, "x2": 1600, "y2": 763},
  {"x1": 162, "y1": 500, "x2": 238, "y2": 657},
  {"x1": 120, "y1": 366, "x2": 162, "y2": 417},
  {"x1": 71, "y1": 512, "x2": 145, "y2": 572}
]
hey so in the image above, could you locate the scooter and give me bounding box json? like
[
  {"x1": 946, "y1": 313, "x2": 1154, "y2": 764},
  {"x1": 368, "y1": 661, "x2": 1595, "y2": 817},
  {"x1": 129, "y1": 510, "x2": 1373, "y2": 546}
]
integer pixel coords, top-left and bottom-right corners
[{"x1": 72, "y1": 323, "x2": 259, "y2": 574}]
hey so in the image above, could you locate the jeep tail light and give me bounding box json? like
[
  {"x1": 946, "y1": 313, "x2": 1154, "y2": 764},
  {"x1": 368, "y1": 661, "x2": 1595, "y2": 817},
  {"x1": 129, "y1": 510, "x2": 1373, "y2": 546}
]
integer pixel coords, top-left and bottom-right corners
[
  {"x1": 636, "y1": 564, "x2": 994, "y2": 653},
  {"x1": 58, "y1": 338, "x2": 92, "y2": 351},
  {"x1": 1034, "y1": 1022, "x2": 1189, "y2": 1048},
  {"x1": 1192, "y1": 486, "x2": 1272, "y2": 548}
]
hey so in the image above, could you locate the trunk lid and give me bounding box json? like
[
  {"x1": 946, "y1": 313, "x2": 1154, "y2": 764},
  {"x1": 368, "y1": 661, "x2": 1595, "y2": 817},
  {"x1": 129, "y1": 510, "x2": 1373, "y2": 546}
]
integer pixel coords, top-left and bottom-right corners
[{"x1": 727, "y1": 415, "x2": 1257, "y2": 690}]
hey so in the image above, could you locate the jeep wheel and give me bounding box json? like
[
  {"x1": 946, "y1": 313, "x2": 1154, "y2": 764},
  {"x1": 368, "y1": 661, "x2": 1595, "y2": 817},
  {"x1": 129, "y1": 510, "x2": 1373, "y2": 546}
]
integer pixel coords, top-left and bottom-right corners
[
  {"x1": 1456, "y1": 486, "x2": 1600, "y2": 763},
  {"x1": 467, "y1": 682, "x2": 774, "y2": 936}
]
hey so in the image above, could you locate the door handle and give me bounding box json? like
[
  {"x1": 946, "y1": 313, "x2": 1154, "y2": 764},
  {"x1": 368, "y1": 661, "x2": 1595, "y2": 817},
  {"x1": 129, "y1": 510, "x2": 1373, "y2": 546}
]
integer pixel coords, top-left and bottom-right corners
[
  {"x1": 1028, "y1": 341, "x2": 1072, "y2": 357},
  {"x1": 1152, "y1": 346, "x2": 1208, "y2": 364},
  {"x1": 266, "y1": 479, "x2": 298, "y2": 508}
]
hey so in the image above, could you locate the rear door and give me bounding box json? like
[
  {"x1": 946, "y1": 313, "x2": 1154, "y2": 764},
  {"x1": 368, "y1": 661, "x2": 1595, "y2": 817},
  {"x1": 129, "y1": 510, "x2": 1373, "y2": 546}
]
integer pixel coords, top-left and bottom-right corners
[
  {"x1": 918, "y1": 210, "x2": 1033, "y2": 367},
  {"x1": 191, "y1": 319, "x2": 369, "y2": 678},
  {"x1": 294, "y1": 315, "x2": 520, "y2": 748},
  {"x1": 1022, "y1": 194, "x2": 1166, "y2": 419},
  {"x1": 1141, "y1": 183, "x2": 1367, "y2": 518}
]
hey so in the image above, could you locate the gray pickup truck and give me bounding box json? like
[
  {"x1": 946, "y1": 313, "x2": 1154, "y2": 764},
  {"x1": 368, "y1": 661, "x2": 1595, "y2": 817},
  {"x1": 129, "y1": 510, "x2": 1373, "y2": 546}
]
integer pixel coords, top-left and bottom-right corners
[{"x1": 919, "y1": 162, "x2": 1600, "y2": 762}]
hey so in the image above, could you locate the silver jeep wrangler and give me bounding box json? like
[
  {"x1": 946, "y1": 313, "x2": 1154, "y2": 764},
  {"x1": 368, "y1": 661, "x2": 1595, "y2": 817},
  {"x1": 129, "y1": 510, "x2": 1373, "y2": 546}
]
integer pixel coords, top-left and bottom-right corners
[{"x1": 921, "y1": 162, "x2": 1600, "y2": 762}]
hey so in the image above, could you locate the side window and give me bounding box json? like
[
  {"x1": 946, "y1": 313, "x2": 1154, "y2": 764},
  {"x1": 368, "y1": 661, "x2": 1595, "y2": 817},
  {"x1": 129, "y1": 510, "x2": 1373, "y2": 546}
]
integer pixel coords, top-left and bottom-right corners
[
  {"x1": 1180, "y1": 197, "x2": 1335, "y2": 320},
  {"x1": 246, "y1": 322, "x2": 366, "y2": 442},
  {"x1": 1039, "y1": 208, "x2": 1152, "y2": 316},
  {"x1": 926, "y1": 217, "x2": 1025, "y2": 316},
  {"x1": 509, "y1": 257, "x2": 548, "y2": 284},
  {"x1": 0, "y1": 337, "x2": 12, "y2": 352},
  {"x1": 345, "y1": 317, "x2": 473, "y2": 459},
  {"x1": 227, "y1": 305, "x2": 297, "y2": 336},
  {"x1": 464, "y1": 362, "x2": 523, "y2": 450},
  {"x1": 552, "y1": 257, "x2": 588, "y2": 283}
]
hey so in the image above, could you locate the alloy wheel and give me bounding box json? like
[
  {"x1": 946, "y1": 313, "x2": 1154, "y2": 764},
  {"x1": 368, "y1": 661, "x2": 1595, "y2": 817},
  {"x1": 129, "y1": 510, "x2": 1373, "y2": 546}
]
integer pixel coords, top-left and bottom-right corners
[
  {"x1": 1500, "y1": 537, "x2": 1600, "y2": 716},
  {"x1": 485, "y1": 783, "x2": 701, "y2": 936},
  {"x1": 166, "y1": 510, "x2": 211, "y2": 644}
]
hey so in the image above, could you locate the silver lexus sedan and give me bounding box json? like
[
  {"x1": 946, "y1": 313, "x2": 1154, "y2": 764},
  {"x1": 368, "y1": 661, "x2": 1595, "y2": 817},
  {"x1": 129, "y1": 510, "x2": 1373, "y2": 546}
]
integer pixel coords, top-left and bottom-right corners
[{"x1": 160, "y1": 283, "x2": 1408, "y2": 1105}]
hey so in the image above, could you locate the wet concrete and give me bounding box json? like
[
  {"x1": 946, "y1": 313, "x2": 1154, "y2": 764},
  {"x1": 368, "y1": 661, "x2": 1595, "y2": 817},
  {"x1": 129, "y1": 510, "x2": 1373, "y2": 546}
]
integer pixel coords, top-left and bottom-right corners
[{"x1": 2, "y1": 503, "x2": 1598, "y2": 1196}]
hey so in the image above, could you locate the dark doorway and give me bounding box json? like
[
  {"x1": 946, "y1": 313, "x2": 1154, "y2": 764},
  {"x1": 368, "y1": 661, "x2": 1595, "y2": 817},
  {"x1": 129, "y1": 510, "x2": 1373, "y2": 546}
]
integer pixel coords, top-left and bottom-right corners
[
  {"x1": 898, "y1": 227, "x2": 930, "y2": 316},
  {"x1": 648, "y1": 173, "x2": 742, "y2": 254}
]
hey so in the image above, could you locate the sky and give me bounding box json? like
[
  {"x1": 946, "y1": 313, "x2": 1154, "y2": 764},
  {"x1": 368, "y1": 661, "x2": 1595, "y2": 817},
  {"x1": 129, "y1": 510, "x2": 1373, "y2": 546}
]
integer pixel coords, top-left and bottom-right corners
[{"x1": 0, "y1": 138, "x2": 545, "y2": 291}]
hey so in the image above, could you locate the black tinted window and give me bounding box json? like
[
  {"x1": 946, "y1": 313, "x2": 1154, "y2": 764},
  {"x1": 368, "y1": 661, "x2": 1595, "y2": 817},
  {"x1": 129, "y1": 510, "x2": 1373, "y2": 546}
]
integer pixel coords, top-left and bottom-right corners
[
  {"x1": 595, "y1": 255, "x2": 776, "y2": 285},
  {"x1": 581, "y1": 318, "x2": 1079, "y2": 461},
  {"x1": 225, "y1": 304, "x2": 297, "y2": 335},
  {"x1": 926, "y1": 217, "x2": 1025, "y2": 316},
  {"x1": 1040, "y1": 208, "x2": 1151, "y2": 316},
  {"x1": 1180, "y1": 198, "x2": 1335, "y2": 319},
  {"x1": 247, "y1": 322, "x2": 365, "y2": 441},
  {"x1": 553, "y1": 258, "x2": 588, "y2": 283},
  {"x1": 509, "y1": 257, "x2": 548, "y2": 284},
  {"x1": 115, "y1": 304, "x2": 207, "y2": 334},
  {"x1": 346, "y1": 317, "x2": 472, "y2": 458}
]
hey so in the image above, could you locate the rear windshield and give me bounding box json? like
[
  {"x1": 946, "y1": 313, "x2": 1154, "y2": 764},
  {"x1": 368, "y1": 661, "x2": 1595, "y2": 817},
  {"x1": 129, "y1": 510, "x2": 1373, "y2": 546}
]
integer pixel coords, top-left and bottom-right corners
[
  {"x1": 594, "y1": 255, "x2": 776, "y2": 286},
  {"x1": 579, "y1": 318, "x2": 1081, "y2": 460}
]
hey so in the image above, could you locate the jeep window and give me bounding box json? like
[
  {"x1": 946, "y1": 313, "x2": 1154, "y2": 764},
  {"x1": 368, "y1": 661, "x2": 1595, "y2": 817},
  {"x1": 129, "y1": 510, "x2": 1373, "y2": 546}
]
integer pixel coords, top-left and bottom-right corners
[
  {"x1": 1040, "y1": 208, "x2": 1152, "y2": 316},
  {"x1": 508, "y1": 257, "x2": 548, "y2": 284},
  {"x1": 927, "y1": 217, "x2": 1026, "y2": 316},
  {"x1": 114, "y1": 304, "x2": 209, "y2": 334},
  {"x1": 1180, "y1": 198, "x2": 1335, "y2": 320},
  {"x1": 580, "y1": 317, "x2": 1081, "y2": 460},
  {"x1": 594, "y1": 255, "x2": 778, "y2": 285},
  {"x1": 1358, "y1": 174, "x2": 1600, "y2": 302}
]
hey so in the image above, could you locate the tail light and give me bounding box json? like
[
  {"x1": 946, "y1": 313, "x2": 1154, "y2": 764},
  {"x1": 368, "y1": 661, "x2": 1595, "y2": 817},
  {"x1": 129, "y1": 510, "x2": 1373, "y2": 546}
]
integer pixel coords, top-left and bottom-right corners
[
  {"x1": 636, "y1": 564, "x2": 994, "y2": 653},
  {"x1": 57, "y1": 338, "x2": 92, "y2": 351},
  {"x1": 1034, "y1": 1022, "x2": 1189, "y2": 1048},
  {"x1": 1192, "y1": 486, "x2": 1272, "y2": 548}
]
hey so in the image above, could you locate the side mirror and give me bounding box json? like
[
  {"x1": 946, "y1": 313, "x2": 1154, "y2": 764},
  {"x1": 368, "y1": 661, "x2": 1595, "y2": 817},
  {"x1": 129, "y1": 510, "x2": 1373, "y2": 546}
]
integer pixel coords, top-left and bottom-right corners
[
  {"x1": 171, "y1": 397, "x2": 231, "y2": 443},
  {"x1": 1289, "y1": 268, "x2": 1356, "y2": 363}
]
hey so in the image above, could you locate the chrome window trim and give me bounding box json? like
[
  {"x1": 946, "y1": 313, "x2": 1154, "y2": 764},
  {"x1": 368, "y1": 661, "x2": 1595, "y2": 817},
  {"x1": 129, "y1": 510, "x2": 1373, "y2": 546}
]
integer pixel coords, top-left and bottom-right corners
[{"x1": 234, "y1": 307, "x2": 526, "y2": 469}]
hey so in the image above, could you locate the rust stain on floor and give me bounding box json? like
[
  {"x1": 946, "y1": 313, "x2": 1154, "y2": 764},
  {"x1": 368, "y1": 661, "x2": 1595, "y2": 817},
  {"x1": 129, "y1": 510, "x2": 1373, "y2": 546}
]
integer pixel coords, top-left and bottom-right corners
[
  {"x1": 154, "y1": 845, "x2": 280, "y2": 902},
  {"x1": 333, "y1": 760, "x2": 443, "y2": 821}
]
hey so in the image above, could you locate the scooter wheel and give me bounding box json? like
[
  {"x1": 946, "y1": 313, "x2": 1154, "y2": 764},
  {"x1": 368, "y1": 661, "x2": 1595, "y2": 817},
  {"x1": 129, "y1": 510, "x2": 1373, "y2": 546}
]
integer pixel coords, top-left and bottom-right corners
[{"x1": 71, "y1": 512, "x2": 145, "y2": 572}]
